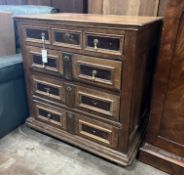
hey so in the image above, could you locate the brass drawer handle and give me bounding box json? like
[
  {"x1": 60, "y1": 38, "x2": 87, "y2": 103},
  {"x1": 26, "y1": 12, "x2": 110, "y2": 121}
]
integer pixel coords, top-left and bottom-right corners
[
  {"x1": 47, "y1": 113, "x2": 51, "y2": 119},
  {"x1": 92, "y1": 70, "x2": 97, "y2": 80},
  {"x1": 93, "y1": 39, "x2": 99, "y2": 49},
  {"x1": 92, "y1": 130, "x2": 97, "y2": 134}
]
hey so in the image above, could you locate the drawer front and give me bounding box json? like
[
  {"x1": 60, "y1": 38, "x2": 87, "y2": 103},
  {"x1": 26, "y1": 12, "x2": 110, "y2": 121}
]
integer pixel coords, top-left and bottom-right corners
[
  {"x1": 33, "y1": 76, "x2": 65, "y2": 102},
  {"x1": 73, "y1": 54, "x2": 122, "y2": 90},
  {"x1": 75, "y1": 86, "x2": 120, "y2": 121},
  {"x1": 27, "y1": 47, "x2": 62, "y2": 75},
  {"x1": 23, "y1": 25, "x2": 50, "y2": 43},
  {"x1": 35, "y1": 103, "x2": 66, "y2": 129},
  {"x1": 52, "y1": 28, "x2": 82, "y2": 49},
  {"x1": 76, "y1": 115, "x2": 118, "y2": 148},
  {"x1": 84, "y1": 32, "x2": 124, "y2": 55}
]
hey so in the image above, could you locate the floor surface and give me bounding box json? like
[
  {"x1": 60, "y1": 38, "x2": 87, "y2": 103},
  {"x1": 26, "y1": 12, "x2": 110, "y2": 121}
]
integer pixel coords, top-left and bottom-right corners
[{"x1": 0, "y1": 125, "x2": 169, "y2": 175}]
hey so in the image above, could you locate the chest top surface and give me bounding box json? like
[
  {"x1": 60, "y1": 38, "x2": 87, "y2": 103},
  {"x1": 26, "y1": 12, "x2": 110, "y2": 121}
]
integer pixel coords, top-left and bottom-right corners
[{"x1": 15, "y1": 13, "x2": 162, "y2": 28}]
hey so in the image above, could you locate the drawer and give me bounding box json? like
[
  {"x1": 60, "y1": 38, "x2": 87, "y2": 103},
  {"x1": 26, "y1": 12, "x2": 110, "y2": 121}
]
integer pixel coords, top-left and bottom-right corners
[
  {"x1": 84, "y1": 32, "x2": 124, "y2": 56},
  {"x1": 75, "y1": 86, "x2": 120, "y2": 121},
  {"x1": 26, "y1": 46, "x2": 62, "y2": 75},
  {"x1": 73, "y1": 54, "x2": 122, "y2": 90},
  {"x1": 76, "y1": 115, "x2": 119, "y2": 148},
  {"x1": 23, "y1": 25, "x2": 50, "y2": 43},
  {"x1": 52, "y1": 28, "x2": 82, "y2": 49},
  {"x1": 33, "y1": 76, "x2": 65, "y2": 102},
  {"x1": 35, "y1": 103, "x2": 66, "y2": 129}
]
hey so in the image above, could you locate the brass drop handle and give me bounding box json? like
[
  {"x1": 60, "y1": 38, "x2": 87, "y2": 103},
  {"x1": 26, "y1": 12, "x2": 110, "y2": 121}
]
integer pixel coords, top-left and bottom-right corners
[
  {"x1": 92, "y1": 70, "x2": 97, "y2": 80},
  {"x1": 92, "y1": 130, "x2": 97, "y2": 134},
  {"x1": 93, "y1": 39, "x2": 99, "y2": 49},
  {"x1": 47, "y1": 113, "x2": 51, "y2": 119}
]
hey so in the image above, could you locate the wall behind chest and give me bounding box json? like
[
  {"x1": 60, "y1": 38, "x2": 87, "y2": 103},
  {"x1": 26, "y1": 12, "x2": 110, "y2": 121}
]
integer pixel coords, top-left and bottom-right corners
[{"x1": 88, "y1": 0, "x2": 169, "y2": 16}]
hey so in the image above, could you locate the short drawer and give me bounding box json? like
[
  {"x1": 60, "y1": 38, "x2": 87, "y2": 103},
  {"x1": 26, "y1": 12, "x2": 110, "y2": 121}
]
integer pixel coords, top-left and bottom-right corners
[
  {"x1": 75, "y1": 86, "x2": 120, "y2": 121},
  {"x1": 52, "y1": 28, "x2": 82, "y2": 49},
  {"x1": 84, "y1": 32, "x2": 124, "y2": 56},
  {"x1": 35, "y1": 103, "x2": 66, "y2": 129},
  {"x1": 23, "y1": 25, "x2": 50, "y2": 43},
  {"x1": 76, "y1": 115, "x2": 119, "y2": 148},
  {"x1": 26, "y1": 46, "x2": 62, "y2": 75},
  {"x1": 33, "y1": 75, "x2": 65, "y2": 102},
  {"x1": 73, "y1": 54, "x2": 122, "y2": 90}
]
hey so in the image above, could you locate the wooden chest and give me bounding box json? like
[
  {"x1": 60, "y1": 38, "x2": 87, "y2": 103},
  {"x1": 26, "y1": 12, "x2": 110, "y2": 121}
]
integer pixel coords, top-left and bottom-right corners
[{"x1": 15, "y1": 14, "x2": 162, "y2": 166}]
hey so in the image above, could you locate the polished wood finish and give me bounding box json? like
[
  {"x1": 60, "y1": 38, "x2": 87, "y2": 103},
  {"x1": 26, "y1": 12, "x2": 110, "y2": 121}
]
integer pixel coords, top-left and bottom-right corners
[
  {"x1": 26, "y1": 46, "x2": 62, "y2": 75},
  {"x1": 16, "y1": 13, "x2": 162, "y2": 26},
  {"x1": 75, "y1": 85, "x2": 120, "y2": 121},
  {"x1": 76, "y1": 115, "x2": 119, "y2": 148},
  {"x1": 72, "y1": 54, "x2": 122, "y2": 90},
  {"x1": 52, "y1": 28, "x2": 82, "y2": 49},
  {"x1": 88, "y1": 0, "x2": 103, "y2": 14},
  {"x1": 139, "y1": 0, "x2": 184, "y2": 174},
  {"x1": 35, "y1": 102, "x2": 67, "y2": 130},
  {"x1": 16, "y1": 14, "x2": 162, "y2": 166},
  {"x1": 157, "y1": 0, "x2": 169, "y2": 16}
]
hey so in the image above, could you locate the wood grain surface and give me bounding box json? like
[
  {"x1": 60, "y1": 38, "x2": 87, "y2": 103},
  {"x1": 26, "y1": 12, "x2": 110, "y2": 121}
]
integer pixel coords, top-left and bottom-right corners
[
  {"x1": 16, "y1": 13, "x2": 162, "y2": 166},
  {"x1": 15, "y1": 13, "x2": 162, "y2": 27},
  {"x1": 88, "y1": 0, "x2": 160, "y2": 16},
  {"x1": 139, "y1": 0, "x2": 184, "y2": 174}
]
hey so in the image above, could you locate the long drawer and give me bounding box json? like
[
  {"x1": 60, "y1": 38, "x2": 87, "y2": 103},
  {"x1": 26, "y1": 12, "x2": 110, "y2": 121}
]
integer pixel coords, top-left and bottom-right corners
[
  {"x1": 32, "y1": 74, "x2": 120, "y2": 121},
  {"x1": 32, "y1": 101, "x2": 119, "y2": 149},
  {"x1": 27, "y1": 46, "x2": 122, "y2": 90}
]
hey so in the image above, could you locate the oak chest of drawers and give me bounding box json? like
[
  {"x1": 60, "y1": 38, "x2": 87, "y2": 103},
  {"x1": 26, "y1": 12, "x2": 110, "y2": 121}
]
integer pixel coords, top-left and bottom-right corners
[{"x1": 16, "y1": 14, "x2": 162, "y2": 166}]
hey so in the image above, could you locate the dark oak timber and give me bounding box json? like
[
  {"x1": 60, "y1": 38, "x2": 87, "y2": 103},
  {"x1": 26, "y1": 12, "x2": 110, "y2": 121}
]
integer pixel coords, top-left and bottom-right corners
[
  {"x1": 15, "y1": 13, "x2": 162, "y2": 166},
  {"x1": 139, "y1": 0, "x2": 184, "y2": 174}
]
